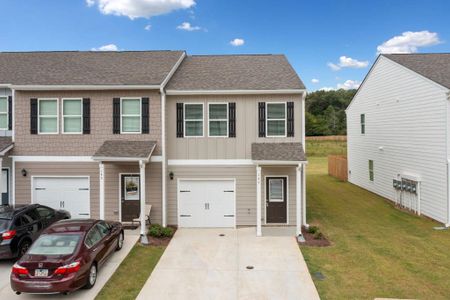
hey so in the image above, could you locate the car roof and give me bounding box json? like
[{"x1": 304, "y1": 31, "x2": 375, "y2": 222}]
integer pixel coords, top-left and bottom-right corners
[
  {"x1": 44, "y1": 219, "x2": 98, "y2": 234},
  {"x1": 0, "y1": 204, "x2": 40, "y2": 220}
]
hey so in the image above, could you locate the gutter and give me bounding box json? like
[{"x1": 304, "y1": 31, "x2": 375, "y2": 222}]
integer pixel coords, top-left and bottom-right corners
[
  {"x1": 160, "y1": 51, "x2": 186, "y2": 227},
  {"x1": 165, "y1": 89, "x2": 306, "y2": 96}
]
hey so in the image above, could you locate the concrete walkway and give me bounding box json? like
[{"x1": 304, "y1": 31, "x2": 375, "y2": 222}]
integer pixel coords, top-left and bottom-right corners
[
  {"x1": 0, "y1": 229, "x2": 139, "y2": 299},
  {"x1": 137, "y1": 227, "x2": 320, "y2": 300}
]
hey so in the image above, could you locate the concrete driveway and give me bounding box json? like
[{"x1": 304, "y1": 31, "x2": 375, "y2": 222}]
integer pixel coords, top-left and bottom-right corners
[
  {"x1": 0, "y1": 229, "x2": 139, "y2": 299},
  {"x1": 137, "y1": 227, "x2": 320, "y2": 300}
]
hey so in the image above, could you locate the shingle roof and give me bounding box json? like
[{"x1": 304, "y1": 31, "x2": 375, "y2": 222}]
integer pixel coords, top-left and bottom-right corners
[
  {"x1": 0, "y1": 137, "x2": 13, "y2": 155},
  {"x1": 0, "y1": 51, "x2": 185, "y2": 86},
  {"x1": 251, "y1": 142, "x2": 306, "y2": 162},
  {"x1": 92, "y1": 140, "x2": 156, "y2": 160},
  {"x1": 166, "y1": 55, "x2": 305, "y2": 90},
  {"x1": 383, "y1": 53, "x2": 450, "y2": 89}
]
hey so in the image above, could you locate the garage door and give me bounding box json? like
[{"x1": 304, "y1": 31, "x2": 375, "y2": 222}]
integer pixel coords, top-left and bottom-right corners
[
  {"x1": 178, "y1": 180, "x2": 235, "y2": 228},
  {"x1": 33, "y1": 177, "x2": 90, "y2": 219}
]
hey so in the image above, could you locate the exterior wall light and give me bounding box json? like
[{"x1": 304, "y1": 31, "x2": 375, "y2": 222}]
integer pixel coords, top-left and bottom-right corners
[
  {"x1": 169, "y1": 171, "x2": 174, "y2": 180},
  {"x1": 21, "y1": 169, "x2": 27, "y2": 177}
]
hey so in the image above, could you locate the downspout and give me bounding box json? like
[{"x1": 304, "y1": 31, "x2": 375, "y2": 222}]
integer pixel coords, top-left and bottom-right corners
[
  {"x1": 446, "y1": 91, "x2": 450, "y2": 227},
  {"x1": 301, "y1": 90, "x2": 309, "y2": 228},
  {"x1": 160, "y1": 52, "x2": 186, "y2": 227}
]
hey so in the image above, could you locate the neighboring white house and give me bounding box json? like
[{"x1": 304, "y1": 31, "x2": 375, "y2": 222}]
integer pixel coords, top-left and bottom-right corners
[{"x1": 347, "y1": 53, "x2": 450, "y2": 226}]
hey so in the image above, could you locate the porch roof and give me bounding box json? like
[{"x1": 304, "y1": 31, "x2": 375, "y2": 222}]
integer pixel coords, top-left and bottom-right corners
[
  {"x1": 251, "y1": 142, "x2": 306, "y2": 165},
  {"x1": 92, "y1": 140, "x2": 156, "y2": 162},
  {"x1": 0, "y1": 137, "x2": 13, "y2": 156}
]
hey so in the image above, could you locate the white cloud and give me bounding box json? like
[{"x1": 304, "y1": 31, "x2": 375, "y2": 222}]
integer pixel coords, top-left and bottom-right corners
[
  {"x1": 176, "y1": 22, "x2": 201, "y2": 31},
  {"x1": 144, "y1": 24, "x2": 152, "y2": 31},
  {"x1": 311, "y1": 78, "x2": 319, "y2": 84},
  {"x1": 337, "y1": 80, "x2": 360, "y2": 90},
  {"x1": 327, "y1": 56, "x2": 369, "y2": 71},
  {"x1": 91, "y1": 44, "x2": 119, "y2": 51},
  {"x1": 377, "y1": 31, "x2": 441, "y2": 54},
  {"x1": 319, "y1": 86, "x2": 335, "y2": 91},
  {"x1": 230, "y1": 38, "x2": 245, "y2": 46},
  {"x1": 86, "y1": 0, "x2": 196, "y2": 19}
]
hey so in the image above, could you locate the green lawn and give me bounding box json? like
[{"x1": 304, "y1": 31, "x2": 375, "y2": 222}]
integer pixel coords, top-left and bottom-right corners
[
  {"x1": 96, "y1": 243, "x2": 165, "y2": 300},
  {"x1": 306, "y1": 140, "x2": 347, "y2": 157},
  {"x1": 302, "y1": 157, "x2": 450, "y2": 300}
]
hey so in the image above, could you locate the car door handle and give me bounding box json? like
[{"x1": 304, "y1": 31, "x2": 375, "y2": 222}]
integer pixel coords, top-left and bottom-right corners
[{"x1": 93, "y1": 247, "x2": 98, "y2": 252}]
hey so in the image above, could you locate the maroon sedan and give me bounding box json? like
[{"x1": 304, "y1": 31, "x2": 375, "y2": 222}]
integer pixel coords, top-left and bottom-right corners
[{"x1": 10, "y1": 219, "x2": 124, "y2": 295}]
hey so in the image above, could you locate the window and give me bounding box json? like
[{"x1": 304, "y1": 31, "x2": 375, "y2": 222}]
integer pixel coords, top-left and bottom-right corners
[
  {"x1": 0, "y1": 97, "x2": 8, "y2": 130},
  {"x1": 360, "y1": 114, "x2": 365, "y2": 134},
  {"x1": 369, "y1": 160, "x2": 374, "y2": 181},
  {"x1": 208, "y1": 103, "x2": 228, "y2": 137},
  {"x1": 63, "y1": 99, "x2": 82, "y2": 134},
  {"x1": 85, "y1": 227, "x2": 103, "y2": 248},
  {"x1": 266, "y1": 103, "x2": 286, "y2": 137},
  {"x1": 268, "y1": 178, "x2": 284, "y2": 202},
  {"x1": 96, "y1": 222, "x2": 110, "y2": 238},
  {"x1": 29, "y1": 234, "x2": 81, "y2": 256},
  {"x1": 38, "y1": 99, "x2": 58, "y2": 134},
  {"x1": 121, "y1": 98, "x2": 141, "y2": 133},
  {"x1": 36, "y1": 206, "x2": 55, "y2": 219},
  {"x1": 184, "y1": 103, "x2": 203, "y2": 137}
]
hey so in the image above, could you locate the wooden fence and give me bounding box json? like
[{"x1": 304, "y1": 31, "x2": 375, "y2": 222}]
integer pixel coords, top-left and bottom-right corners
[{"x1": 328, "y1": 155, "x2": 348, "y2": 181}]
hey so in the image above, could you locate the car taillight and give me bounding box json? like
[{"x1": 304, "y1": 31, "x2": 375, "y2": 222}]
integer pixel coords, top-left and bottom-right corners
[
  {"x1": 12, "y1": 263, "x2": 29, "y2": 275},
  {"x1": 54, "y1": 262, "x2": 81, "y2": 275},
  {"x1": 2, "y1": 230, "x2": 16, "y2": 240}
]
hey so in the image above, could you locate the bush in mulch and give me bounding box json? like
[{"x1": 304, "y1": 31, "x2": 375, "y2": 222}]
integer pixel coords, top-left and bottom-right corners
[
  {"x1": 300, "y1": 225, "x2": 331, "y2": 247},
  {"x1": 145, "y1": 224, "x2": 177, "y2": 246}
]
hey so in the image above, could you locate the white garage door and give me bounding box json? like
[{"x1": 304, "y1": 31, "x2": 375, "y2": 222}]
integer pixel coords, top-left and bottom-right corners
[
  {"x1": 178, "y1": 180, "x2": 235, "y2": 228},
  {"x1": 33, "y1": 177, "x2": 90, "y2": 219}
]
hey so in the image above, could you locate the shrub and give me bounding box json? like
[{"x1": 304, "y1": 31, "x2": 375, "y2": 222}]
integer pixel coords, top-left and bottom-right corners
[
  {"x1": 314, "y1": 232, "x2": 324, "y2": 240},
  {"x1": 307, "y1": 226, "x2": 319, "y2": 234},
  {"x1": 161, "y1": 226, "x2": 174, "y2": 237},
  {"x1": 148, "y1": 224, "x2": 174, "y2": 238}
]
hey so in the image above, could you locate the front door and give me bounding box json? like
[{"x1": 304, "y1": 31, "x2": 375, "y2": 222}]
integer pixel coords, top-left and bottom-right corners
[
  {"x1": 121, "y1": 174, "x2": 140, "y2": 222},
  {"x1": 266, "y1": 177, "x2": 287, "y2": 223}
]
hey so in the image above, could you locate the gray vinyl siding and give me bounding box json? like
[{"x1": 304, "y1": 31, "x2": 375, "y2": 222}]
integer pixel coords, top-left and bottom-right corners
[
  {"x1": 14, "y1": 161, "x2": 161, "y2": 223},
  {"x1": 166, "y1": 94, "x2": 303, "y2": 159},
  {"x1": 167, "y1": 165, "x2": 297, "y2": 226},
  {"x1": 347, "y1": 56, "x2": 449, "y2": 223}
]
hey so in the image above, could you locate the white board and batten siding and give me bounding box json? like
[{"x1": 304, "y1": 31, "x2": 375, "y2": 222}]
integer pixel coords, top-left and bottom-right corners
[{"x1": 347, "y1": 55, "x2": 450, "y2": 224}]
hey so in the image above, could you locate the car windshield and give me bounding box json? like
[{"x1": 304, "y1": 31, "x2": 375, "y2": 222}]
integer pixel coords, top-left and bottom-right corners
[
  {"x1": 28, "y1": 234, "x2": 81, "y2": 256},
  {"x1": 0, "y1": 219, "x2": 10, "y2": 231}
]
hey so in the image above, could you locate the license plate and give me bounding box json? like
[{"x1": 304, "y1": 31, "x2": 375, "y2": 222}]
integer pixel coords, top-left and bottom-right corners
[{"x1": 34, "y1": 269, "x2": 48, "y2": 277}]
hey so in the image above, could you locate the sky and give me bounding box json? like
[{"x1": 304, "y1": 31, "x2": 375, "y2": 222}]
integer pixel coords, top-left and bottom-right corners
[{"x1": 1, "y1": 0, "x2": 449, "y2": 91}]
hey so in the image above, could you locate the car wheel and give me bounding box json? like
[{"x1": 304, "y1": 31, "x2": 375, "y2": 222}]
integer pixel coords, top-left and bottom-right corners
[
  {"x1": 84, "y1": 264, "x2": 97, "y2": 289},
  {"x1": 116, "y1": 232, "x2": 124, "y2": 251},
  {"x1": 18, "y1": 240, "x2": 31, "y2": 258}
]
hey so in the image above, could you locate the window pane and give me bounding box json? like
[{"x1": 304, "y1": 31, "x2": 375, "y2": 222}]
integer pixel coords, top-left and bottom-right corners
[
  {"x1": 122, "y1": 99, "x2": 140, "y2": 115},
  {"x1": 122, "y1": 116, "x2": 140, "y2": 132},
  {"x1": 185, "y1": 104, "x2": 203, "y2": 120},
  {"x1": 209, "y1": 104, "x2": 227, "y2": 119},
  {"x1": 39, "y1": 117, "x2": 57, "y2": 133},
  {"x1": 267, "y1": 120, "x2": 285, "y2": 136},
  {"x1": 64, "y1": 116, "x2": 82, "y2": 133},
  {"x1": 269, "y1": 179, "x2": 283, "y2": 200},
  {"x1": 0, "y1": 115, "x2": 7, "y2": 129},
  {"x1": 39, "y1": 100, "x2": 57, "y2": 116},
  {"x1": 185, "y1": 121, "x2": 203, "y2": 136},
  {"x1": 0, "y1": 98, "x2": 7, "y2": 113},
  {"x1": 267, "y1": 103, "x2": 285, "y2": 119},
  {"x1": 209, "y1": 120, "x2": 227, "y2": 136},
  {"x1": 63, "y1": 100, "x2": 81, "y2": 115}
]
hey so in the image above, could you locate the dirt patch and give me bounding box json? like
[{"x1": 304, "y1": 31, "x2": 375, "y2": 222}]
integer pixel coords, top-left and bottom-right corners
[{"x1": 300, "y1": 227, "x2": 331, "y2": 247}]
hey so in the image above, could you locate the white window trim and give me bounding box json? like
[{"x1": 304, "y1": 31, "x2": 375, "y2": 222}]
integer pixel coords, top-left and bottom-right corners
[
  {"x1": 208, "y1": 102, "x2": 228, "y2": 138},
  {"x1": 120, "y1": 97, "x2": 142, "y2": 134},
  {"x1": 268, "y1": 178, "x2": 284, "y2": 202},
  {"x1": 0, "y1": 96, "x2": 8, "y2": 130},
  {"x1": 183, "y1": 103, "x2": 204, "y2": 138},
  {"x1": 38, "y1": 98, "x2": 59, "y2": 135},
  {"x1": 266, "y1": 102, "x2": 287, "y2": 138},
  {"x1": 62, "y1": 98, "x2": 83, "y2": 134}
]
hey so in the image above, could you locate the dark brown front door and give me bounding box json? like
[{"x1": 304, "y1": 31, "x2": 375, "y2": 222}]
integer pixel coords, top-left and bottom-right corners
[
  {"x1": 121, "y1": 174, "x2": 140, "y2": 222},
  {"x1": 266, "y1": 177, "x2": 287, "y2": 223}
]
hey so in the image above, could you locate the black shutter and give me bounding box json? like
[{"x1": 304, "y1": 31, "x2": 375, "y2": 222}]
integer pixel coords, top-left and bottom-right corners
[
  {"x1": 113, "y1": 98, "x2": 120, "y2": 134},
  {"x1": 176, "y1": 103, "x2": 184, "y2": 138},
  {"x1": 287, "y1": 102, "x2": 294, "y2": 137},
  {"x1": 141, "y1": 97, "x2": 149, "y2": 134},
  {"x1": 82, "y1": 98, "x2": 91, "y2": 134},
  {"x1": 8, "y1": 96, "x2": 12, "y2": 130},
  {"x1": 258, "y1": 102, "x2": 266, "y2": 137},
  {"x1": 30, "y1": 98, "x2": 38, "y2": 134},
  {"x1": 228, "y1": 102, "x2": 236, "y2": 137}
]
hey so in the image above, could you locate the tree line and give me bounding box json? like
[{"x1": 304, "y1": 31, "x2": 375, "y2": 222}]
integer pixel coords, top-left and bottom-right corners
[{"x1": 305, "y1": 89, "x2": 356, "y2": 136}]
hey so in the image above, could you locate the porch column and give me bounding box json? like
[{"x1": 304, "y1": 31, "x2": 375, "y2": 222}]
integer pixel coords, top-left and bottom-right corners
[
  {"x1": 302, "y1": 164, "x2": 307, "y2": 227},
  {"x1": 256, "y1": 165, "x2": 262, "y2": 237},
  {"x1": 139, "y1": 160, "x2": 149, "y2": 244},
  {"x1": 296, "y1": 164, "x2": 303, "y2": 237},
  {"x1": 0, "y1": 157, "x2": 3, "y2": 205},
  {"x1": 99, "y1": 162, "x2": 105, "y2": 220}
]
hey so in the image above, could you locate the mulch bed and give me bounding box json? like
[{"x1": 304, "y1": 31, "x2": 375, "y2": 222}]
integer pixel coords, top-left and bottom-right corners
[
  {"x1": 300, "y1": 227, "x2": 331, "y2": 247},
  {"x1": 142, "y1": 226, "x2": 178, "y2": 247}
]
